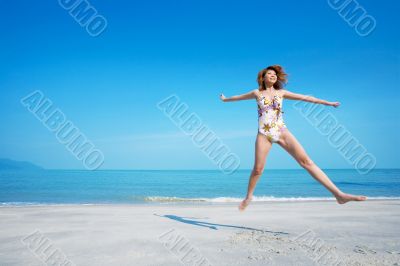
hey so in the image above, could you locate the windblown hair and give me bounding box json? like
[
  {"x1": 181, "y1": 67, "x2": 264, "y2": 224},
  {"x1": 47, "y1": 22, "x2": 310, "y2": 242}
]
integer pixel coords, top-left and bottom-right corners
[{"x1": 257, "y1": 65, "x2": 288, "y2": 91}]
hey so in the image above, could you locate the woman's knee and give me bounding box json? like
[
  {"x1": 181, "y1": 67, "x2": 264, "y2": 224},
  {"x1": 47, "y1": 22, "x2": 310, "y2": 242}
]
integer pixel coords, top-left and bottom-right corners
[
  {"x1": 298, "y1": 157, "x2": 315, "y2": 169},
  {"x1": 252, "y1": 166, "x2": 264, "y2": 176}
]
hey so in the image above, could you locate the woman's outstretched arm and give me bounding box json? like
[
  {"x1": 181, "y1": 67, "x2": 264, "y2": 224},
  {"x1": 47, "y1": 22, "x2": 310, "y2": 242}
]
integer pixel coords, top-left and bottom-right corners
[
  {"x1": 282, "y1": 89, "x2": 340, "y2": 107},
  {"x1": 220, "y1": 89, "x2": 257, "y2": 102}
]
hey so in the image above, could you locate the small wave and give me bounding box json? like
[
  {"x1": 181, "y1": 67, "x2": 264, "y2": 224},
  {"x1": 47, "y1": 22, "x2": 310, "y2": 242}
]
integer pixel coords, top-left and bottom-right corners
[
  {"x1": 0, "y1": 202, "x2": 100, "y2": 207},
  {"x1": 336, "y1": 181, "x2": 370, "y2": 186},
  {"x1": 143, "y1": 196, "x2": 334, "y2": 203},
  {"x1": 143, "y1": 196, "x2": 400, "y2": 203},
  {"x1": 143, "y1": 196, "x2": 208, "y2": 203},
  {"x1": 1, "y1": 202, "x2": 45, "y2": 206},
  {"x1": 2, "y1": 196, "x2": 400, "y2": 206}
]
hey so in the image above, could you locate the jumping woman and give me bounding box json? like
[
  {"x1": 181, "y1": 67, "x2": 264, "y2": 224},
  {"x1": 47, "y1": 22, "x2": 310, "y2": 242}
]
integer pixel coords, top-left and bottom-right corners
[{"x1": 219, "y1": 65, "x2": 367, "y2": 211}]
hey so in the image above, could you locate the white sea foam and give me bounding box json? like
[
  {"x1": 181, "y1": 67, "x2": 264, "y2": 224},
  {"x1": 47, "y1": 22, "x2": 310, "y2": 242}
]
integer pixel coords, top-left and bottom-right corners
[
  {"x1": 2, "y1": 196, "x2": 399, "y2": 206},
  {"x1": 142, "y1": 196, "x2": 400, "y2": 203}
]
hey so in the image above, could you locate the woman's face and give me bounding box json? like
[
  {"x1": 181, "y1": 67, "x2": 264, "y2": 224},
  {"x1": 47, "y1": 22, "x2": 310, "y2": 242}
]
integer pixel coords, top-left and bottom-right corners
[{"x1": 264, "y1": 70, "x2": 277, "y2": 84}]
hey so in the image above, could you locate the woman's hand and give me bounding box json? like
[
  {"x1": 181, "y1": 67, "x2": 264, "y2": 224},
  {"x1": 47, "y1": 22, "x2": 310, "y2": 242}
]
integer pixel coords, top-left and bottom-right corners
[
  {"x1": 220, "y1": 93, "x2": 226, "y2": 102},
  {"x1": 328, "y1": 101, "x2": 340, "y2": 108},
  {"x1": 219, "y1": 90, "x2": 256, "y2": 102}
]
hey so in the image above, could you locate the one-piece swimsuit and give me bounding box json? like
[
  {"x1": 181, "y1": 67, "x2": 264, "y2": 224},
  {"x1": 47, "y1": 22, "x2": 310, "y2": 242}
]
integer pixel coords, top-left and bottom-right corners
[{"x1": 257, "y1": 90, "x2": 287, "y2": 142}]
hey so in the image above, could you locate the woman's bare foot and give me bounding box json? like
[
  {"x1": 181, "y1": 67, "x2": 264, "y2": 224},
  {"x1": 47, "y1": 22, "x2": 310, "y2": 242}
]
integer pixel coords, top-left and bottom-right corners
[
  {"x1": 335, "y1": 192, "x2": 367, "y2": 204},
  {"x1": 239, "y1": 197, "x2": 253, "y2": 211}
]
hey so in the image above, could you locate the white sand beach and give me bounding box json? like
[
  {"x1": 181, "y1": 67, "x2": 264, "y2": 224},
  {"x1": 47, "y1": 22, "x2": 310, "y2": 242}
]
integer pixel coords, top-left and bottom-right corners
[{"x1": 1, "y1": 200, "x2": 399, "y2": 266}]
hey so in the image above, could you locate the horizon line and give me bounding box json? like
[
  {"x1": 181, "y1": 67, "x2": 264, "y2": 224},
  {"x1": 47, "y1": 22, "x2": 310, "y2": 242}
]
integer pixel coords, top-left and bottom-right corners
[{"x1": 19, "y1": 168, "x2": 400, "y2": 171}]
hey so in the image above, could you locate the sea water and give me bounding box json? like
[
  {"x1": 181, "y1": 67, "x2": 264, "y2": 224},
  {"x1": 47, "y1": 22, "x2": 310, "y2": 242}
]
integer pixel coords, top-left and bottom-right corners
[{"x1": 0, "y1": 169, "x2": 399, "y2": 205}]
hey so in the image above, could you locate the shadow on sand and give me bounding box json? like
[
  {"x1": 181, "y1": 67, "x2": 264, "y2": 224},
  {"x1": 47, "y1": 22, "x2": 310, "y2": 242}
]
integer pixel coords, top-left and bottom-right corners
[{"x1": 154, "y1": 214, "x2": 288, "y2": 235}]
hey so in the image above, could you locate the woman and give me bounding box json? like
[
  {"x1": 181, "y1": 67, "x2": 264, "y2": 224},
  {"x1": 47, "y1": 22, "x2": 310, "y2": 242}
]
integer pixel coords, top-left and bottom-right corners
[{"x1": 219, "y1": 65, "x2": 367, "y2": 211}]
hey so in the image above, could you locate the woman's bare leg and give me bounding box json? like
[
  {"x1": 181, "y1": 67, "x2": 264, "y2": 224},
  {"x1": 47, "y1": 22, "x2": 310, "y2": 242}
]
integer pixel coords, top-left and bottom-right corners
[
  {"x1": 277, "y1": 129, "x2": 367, "y2": 204},
  {"x1": 239, "y1": 133, "x2": 273, "y2": 211}
]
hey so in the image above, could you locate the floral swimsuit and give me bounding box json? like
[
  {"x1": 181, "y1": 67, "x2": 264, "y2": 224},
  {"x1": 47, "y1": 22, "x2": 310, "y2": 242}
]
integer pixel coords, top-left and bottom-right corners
[{"x1": 257, "y1": 90, "x2": 287, "y2": 142}]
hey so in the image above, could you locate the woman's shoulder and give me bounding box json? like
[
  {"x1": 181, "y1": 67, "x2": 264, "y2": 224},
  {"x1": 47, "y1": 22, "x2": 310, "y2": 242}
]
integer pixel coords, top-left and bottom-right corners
[
  {"x1": 253, "y1": 88, "x2": 263, "y2": 100},
  {"x1": 277, "y1": 88, "x2": 288, "y2": 98}
]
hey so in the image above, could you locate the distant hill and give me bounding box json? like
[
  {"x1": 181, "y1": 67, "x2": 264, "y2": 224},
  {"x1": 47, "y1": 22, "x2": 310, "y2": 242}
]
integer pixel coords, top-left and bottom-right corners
[{"x1": 0, "y1": 158, "x2": 43, "y2": 170}]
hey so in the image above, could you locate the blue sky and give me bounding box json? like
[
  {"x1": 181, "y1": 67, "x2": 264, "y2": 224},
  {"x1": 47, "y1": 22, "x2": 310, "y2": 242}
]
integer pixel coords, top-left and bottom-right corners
[{"x1": 1, "y1": 0, "x2": 399, "y2": 170}]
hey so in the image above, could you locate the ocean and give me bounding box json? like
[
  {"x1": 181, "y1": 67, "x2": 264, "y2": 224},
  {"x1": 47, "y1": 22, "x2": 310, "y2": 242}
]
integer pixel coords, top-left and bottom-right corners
[{"x1": 0, "y1": 169, "x2": 399, "y2": 205}]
